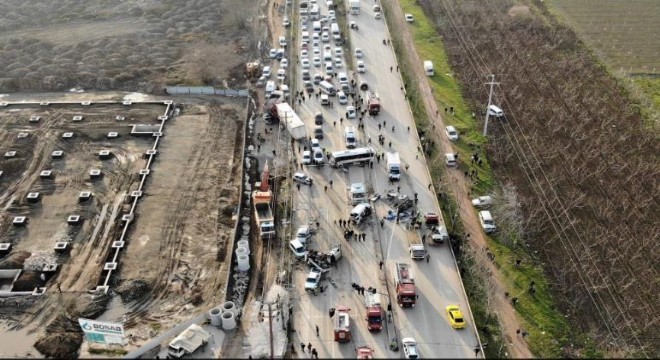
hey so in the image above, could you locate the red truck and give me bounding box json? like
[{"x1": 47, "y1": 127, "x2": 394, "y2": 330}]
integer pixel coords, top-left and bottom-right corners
[
  {"x1": 364, "y1": 292, "x2": 384, "y2": 331},
  {"x1": 366, "y1": 90, "x2": 381, "y2": 115},
  {"x1": 394, "y1": 263, "x2": 416, "y2": 307},
  {"x1": 334, "y1": 306, "x2": 352, "y2": 343}
]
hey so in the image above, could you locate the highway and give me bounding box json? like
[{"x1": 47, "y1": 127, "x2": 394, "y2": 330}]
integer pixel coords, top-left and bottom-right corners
[{"x1": 285, "y1": 0, "x2": 481, "y2": 358}]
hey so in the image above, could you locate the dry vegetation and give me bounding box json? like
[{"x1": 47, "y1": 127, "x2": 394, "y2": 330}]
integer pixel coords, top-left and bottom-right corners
[
  {"x1": 0, "y1": 0, "x2": 255, "y2": 92},
  {"x1": 417, "y1": 0, "x2": 659, "y2": 355}
]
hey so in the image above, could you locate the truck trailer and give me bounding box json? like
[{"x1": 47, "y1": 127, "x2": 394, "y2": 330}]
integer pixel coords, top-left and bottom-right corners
[{"x1": 276, "y1": 103, "x2": 306, "y2": 140}]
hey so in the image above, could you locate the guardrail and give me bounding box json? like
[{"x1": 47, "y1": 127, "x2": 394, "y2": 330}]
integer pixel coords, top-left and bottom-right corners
[{"x1": 165, "y1": 86, "x2": 249, "y2": 97}]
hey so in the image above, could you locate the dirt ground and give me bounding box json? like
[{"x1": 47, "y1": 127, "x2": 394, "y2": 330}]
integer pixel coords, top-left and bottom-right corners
[
  {"x1": 385, "y1": 1, "x2": 533, "y2": 358},
  {"x1": 0, "y1": 92, "x2": 246, "y2": 357}
]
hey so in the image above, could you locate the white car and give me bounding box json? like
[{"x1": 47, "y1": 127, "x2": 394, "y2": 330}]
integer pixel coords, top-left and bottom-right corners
[
  {"x1": 355, "y1": 48, "x2": 364, "y2": 58},
  {"x1": 277, "y1": 69, "x2": 286, "y2": 81},
  {"x1": 328, "y1": 10, "x2": 335, "y2": 17},
  {"x1": 301, "y1": 49, "x2": 309, "y2": 58},
  {"x1": 301, "y1": 58, "x2": 310, "y2": 69},
  {"x1": 302, "y1": 151, "x2": 312, "y2": 165},
  {"x1": 321, "y1": 31, "x2": 330, "y2": 43},
  {"x1": 374, "y1": 12, "x2": 382, "y2": 19},
  {"x1": 334, "y1": 48, "x2": 343, "y2": 57},
  {"x1": 313, "y1": 47, "x2": 321, "y2": 56},
  {"x1": 324, "y1": 44, "x2": 332, "y2": 52},
  {"x1": 310, "y1": 138, "x2": 321, "y2": 151},
  {"x1": 313, "y1": 148, "x2": 325, "y2": 164},
  {"x1": 262, "y1": 66, "x2": 271, "y2": 78},
  {"x1": 280, "y1": 58, "x2": 288, "y2": 68},
  {"x1": 279, "y1": 36, "x2": 287, "y2": 47},
  {"x1": 283, "y1": 17, "x2": 291, "y2": 27},
  {"x1": 471, "y1": 196, "x2": 494, "y2": 208},
  {"x1": 445, "y1": 125, "x2": 458, "y2": 140},
  {"x1": 402, "y1": 338, "x2": 419, "y2": 359},
  {"x1": 313, "y1": 56, "x2": 322, "y2": 67},
  {"x1": 334, "y1": 57, "x2": 342, "y2": 68},
  {"x1": 405, "y1": 13, "x2": 414, "y2": 23},
  {"x1": 313, "y1": 32, "x2": 320, "y2": 42},
  {"x1": 289, "y1": 239, "x2": 307, "y2": 258},
  {"x1": 346, "y1": 106, "x2": 357, "y2": 119},
  {"x1": 357, "y1": 60, "x2": 365, "y2": 73},
  {"x1": 338, "y1": 91, "x2": 348, "y2": 105},
  {"x1": 293, "y1": 172, "x2": 313, "y2": 186},
  {"x1": 269, "y1": 48, "x2": 278, "y2": 59}
]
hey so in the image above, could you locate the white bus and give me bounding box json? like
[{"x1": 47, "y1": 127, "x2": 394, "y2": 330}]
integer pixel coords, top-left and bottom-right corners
[{"x1": 329, "y1": 147, "x2": 375, "y2": 167}]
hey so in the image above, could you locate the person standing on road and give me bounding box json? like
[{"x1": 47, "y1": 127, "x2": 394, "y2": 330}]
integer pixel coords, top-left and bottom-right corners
[
  {"x1": 300, "y1": 342, "x2": 305, "y2": 352},
  {"x1": 315, "y1": 325, "x2": 319, "y2": 336},
  {"x1": 379, "y1": 260, "x2": 384, "y2": 270},
  {"x1": 426, "y1": 254, "x2": 430, "y2": 263},
  {"x1": 390, "y1": 66, "x2": 393, "y2": 72},
  {"x1": 307, "y1": 343, "x2": 312, "y2": 352}
]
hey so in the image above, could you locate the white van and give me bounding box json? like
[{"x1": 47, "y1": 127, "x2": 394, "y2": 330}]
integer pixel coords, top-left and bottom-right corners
[
  {"x1": 350, "y1": 203, "x2": 372, "y2": 224},
  {"x1": 337, "y1": 72, "x2": 348, "y2": 85},
  {"x1": 423, "y1": 60, "x2": 434, "y2": 76},
  {"x1": 319, "y1": 81, "x2": 336, "y2": 95},
  {"x1": 313, "y1": 21, "x2": 322, "y2": 32},
  {"x1": 310, "y1": 4, "x2": 320, "y2": 20},
  {"x1": 265, "y1": 80, "x2": 276, "y2": 93},
  {"x1": 331, "y1": 23, "x2": 340, "y2": 36},
  {"x1": 345, "y1": 126, "x2": 356, "y2": 148},
  {"x1": 487, "y1": 105, "x2": 504, "y2": 117},
  {"x1": 445, "y1": 153, "x2": 457, "y2": 166},
  {"x1": 320, "y1": 94, "x2": 330, "y2": 105},
  {"x1": 478, "y1": 211, "x2": 497, "y2": 233},
  {"x1": 323, "y1": 50, "x2": 333, "y2": 62}
]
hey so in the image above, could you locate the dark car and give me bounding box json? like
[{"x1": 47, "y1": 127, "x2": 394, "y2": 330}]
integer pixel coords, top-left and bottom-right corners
[
  {"x1": 304, "y1": 81, "x2": 314, "y2": 93},
  {"x1": 314, "y1": 112, "x2": 324, "y2": 125}
]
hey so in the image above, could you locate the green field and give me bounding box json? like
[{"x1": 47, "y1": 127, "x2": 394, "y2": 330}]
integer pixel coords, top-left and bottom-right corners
[{"x1": 546, "y1": 0, "x2": 660, "y2": 75}]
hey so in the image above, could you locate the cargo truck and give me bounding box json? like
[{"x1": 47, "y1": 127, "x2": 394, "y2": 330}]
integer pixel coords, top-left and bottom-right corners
[
  {"x1": 253, "y1": 163, "x2": 276, "y2": 239},
  {"x1": 167, "y1": 324, "x2": 211, "y2": 358},
  {"x1": 349, "y1": 183, "x2": 367, "y2": 205},
  {"x1": 409, "y1": 244, "x2": 427, "y2": 260},
  {"x1": 394, "y1": 263, "x2": 417, "y2": 307}
]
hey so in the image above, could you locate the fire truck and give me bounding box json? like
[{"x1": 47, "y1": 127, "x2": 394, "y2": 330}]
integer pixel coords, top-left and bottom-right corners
[
  {"x1": 334, "y1": 306, "x2": 352, "y2": 343},
  {"x1": 364, "y1": 292, "x2": 384, "y2": 331},
  {"x1": 394, "y1": 263, "x2": 417, "y2": 307}
]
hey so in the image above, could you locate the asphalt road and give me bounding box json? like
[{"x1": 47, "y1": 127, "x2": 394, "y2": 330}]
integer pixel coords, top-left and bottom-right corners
[{"x1": 286, "y1": 0, "x2": 480, "y2": 358}]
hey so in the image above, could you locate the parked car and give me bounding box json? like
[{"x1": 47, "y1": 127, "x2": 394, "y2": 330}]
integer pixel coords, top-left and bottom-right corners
[
  {"x1": 313, "y1": 56, "x2": 322, "y2": 67},
  {"x1": 301, "y1": 58, "x2": 310, "y2": 69},
  {"x1": 346, "y1": 106, "x2": 357, "y2": 119},
  {"x1": 402, "y1": 338, "x2": 419, "y2": 359},
  {"x1": 269, "y1": 48, "x2": 278, "y2": 59},
  {"x1": 334, "y1": 57, "x2": 343, "y2": 68},
  {"x1": 357, "y1": 60, "x2": 365, "y2": 73},
  {"x1": 293, "y1": 172, "x2": 313, "y2": 185},
  {"x1": 279, "y1": 36, "x2": 287, "y2": 47},
  {"x1": 302, "y1": 151, "x2": 312, "y2": 165},
  {"x1": 283, "y1": 17, "x2": 291, "y2": 27},
  {"x1": 314, "y1": 112, "x2": 324, "y2": 125},
  {"x1": 313, "y1": 148, "x2": 325, "y2": 164},
  {"x1": 281, "y1": 58, "x2": 288, "y2": 68},
  {"x1": 334, "y1": 47, "x2": 343, "y2": 57},
  {"x1": 445, "y1": 125, "x2": 458, "y2": 140},
  {"x1": 289, "y1": 239, "x2": 308, "y2": 258},
  {"x1": 355, "y1": 48, "x2": 364, "y2": 58},
  {"x1": 405, "y1": 13, "x2": 414, "y2": 23},
  {"x1": 277, "y1": 69, "x2": 286, "y2": 81},
  {"x1": 304, "y1": 81, "x2": 314, "y2": 93},
  {"x1": 262, "y1": 66, "x2": 271, "y2": 78},
  {"x1": 304, "y1": 267, "x2": 323, "y2": 292},
  {"x1": 338, "y1": 91, "x2": 348, "y2": 104},
  {"x1": 310, "y1": 138, "x2": 321, "y2": 150},
  {"x1": 471, "y1": 195, "x2": 493, "y2": 208},
  {"x1": 445, "y1": 305, "x2": 466, "y2": 329},
  {"x1": 478, "y1": 210, "x2": 496, "y2": 233}
]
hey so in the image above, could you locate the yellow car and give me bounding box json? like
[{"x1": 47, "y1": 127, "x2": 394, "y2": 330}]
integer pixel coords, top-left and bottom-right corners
[{"x1": 446, "y1": 305, "x2": 466, "y2": 329}]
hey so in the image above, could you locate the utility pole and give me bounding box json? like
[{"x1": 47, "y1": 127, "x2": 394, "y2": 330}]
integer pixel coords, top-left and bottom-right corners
[
  {"x1": 483, "y1": 75, "x2": 500, "y2": 136},
  {"x1": 268, "y1": 302, "x2": 274, "y2": 360}
]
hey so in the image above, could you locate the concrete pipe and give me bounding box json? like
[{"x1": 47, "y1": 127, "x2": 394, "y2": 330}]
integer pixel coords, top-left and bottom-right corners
[
  {"x1": 209, "y1": 307, "x2": 223, "y2": 327},
  {"x1": 237, "y1": 254, "x2": 250, "y2": 271},
  {"x1": 222, "y1": 301, "x2": 239, "y2": 318},
  {"x1": 235, "y1": 246, "x2": 248, "y2": 257},
  {"x1": 237, "y1": 240, "x2": 250, "y2": 254},
  {"x1": 221, "y1": 311, "x2": 236, "y2": 330}
]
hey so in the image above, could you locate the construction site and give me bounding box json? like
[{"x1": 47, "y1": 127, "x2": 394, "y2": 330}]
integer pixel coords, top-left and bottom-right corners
[{"x1": 0, "y1": 92, "x2": 247, "y2": 358}]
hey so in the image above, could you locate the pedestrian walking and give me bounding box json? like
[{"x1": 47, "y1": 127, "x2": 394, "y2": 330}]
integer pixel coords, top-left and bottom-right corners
[
  {"x1": 297, "y1": 184, "x2": 301, "y2": 191},
  {"x1": 391, "y1": 125, "x2": 395, "y2": 132},
  {"x1": 308, "y1": 343, "x2": 312, "y2": 352},
  {"x1": 301, "y1": 342, "x2": 306, "y2": 352},
  {"x1": 316, "y1": 325, "x2": 320, "y2": 336},
  {"x1": 378, "y1": 123, "x2": 381, "y2": 131},
  {"x1": 383, "y1": 120, "x2": 387, "y2": 127},
  {"x1": 421, "y1": 234, "x2": 426, "y2": 243},
  {"x1": 428, "y1": 183, "x2": 432, "y2": 190},
  {"x1": 380, "y1": 219, "x2": 384, "y2": 228},
  {"x1": 329, "y1": 179, "x2": 333, "y2": 187},
  {"x1": 390, "y1": 66, "x2": 393, "y2": 72},
  {"x1": 426, "y1": 254, "x2": 430, "y2": 263},
  {"x1": 329, "y1": 308, "x2": 336, "y2": 318},
  {"x1": 56, "y1": 282, "x2": 62, "y2": 292},
  {"x1": 324, "y1": 185, "x2": 328, "y2": 192},
  {"x1": 333, "y1": 120, "x2": 336, "y2": 127},
  {"x1": 379, "y1": 260, "x2": 384, "y2": 269},
  {"x1": 516, "y1": 328, "x2": 521, "y2": 337}
]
